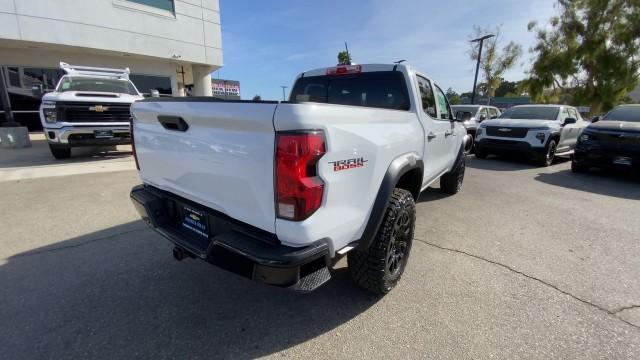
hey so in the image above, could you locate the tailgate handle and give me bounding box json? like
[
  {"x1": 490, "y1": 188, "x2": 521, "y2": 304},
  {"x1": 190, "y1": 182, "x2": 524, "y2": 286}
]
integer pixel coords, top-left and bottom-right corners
[{"x1": 158, "y1": 115, "x2": 189, "y2": 132}]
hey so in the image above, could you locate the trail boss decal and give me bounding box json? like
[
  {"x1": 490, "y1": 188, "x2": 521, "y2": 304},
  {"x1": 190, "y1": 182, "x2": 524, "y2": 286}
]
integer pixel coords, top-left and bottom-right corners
[{"x1": 329, "y1": 157, "x2": 368, "y2": 172}]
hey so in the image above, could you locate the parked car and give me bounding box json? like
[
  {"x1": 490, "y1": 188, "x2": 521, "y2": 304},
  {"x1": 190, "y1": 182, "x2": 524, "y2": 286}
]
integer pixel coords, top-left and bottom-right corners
[
  {"x1": 129, "y1": 63, "x2": 471, "y2": 294},
  {"x1": 39, "y1": 62, "x2": 144, "y2": 159},
  {"x1": 451, "y1": 105, "x2": 501, "y2": 151},
  {"x1": 572, "y1": 104, "x2": 640, "y2": 173},
  {"x1": 475, "y1": 104, "x2": 588, "y2": 166}
]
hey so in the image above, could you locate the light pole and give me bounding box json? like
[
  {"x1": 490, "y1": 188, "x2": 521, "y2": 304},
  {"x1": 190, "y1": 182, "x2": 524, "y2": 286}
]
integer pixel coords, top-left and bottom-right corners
[
  {"x1": 470, "y1": 34, "x2": 495, "y2": 105},
  {"x1": 280, "y1": 85, "x2": 288, "y2": 101}
]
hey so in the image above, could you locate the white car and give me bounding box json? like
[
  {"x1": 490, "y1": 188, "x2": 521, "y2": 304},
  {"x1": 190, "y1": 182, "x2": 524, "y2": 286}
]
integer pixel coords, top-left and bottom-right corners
[
  {"x1": 129, "y1": 63, "x2": 470, "y2": 294},
  {"x1": 475, "y1": 104, "x2": 588, "y2": 166},
  {"x1": 39, "y1": 62, "x2": 144, "y2": 159},
  {"x1": 451, "y1": 104, "x2": 502, "y2": 150}
]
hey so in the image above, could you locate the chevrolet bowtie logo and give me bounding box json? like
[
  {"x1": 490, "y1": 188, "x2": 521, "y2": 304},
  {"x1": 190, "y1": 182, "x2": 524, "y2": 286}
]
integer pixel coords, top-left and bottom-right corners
[
  {"x1": 188, "y1": 213, "x2": 200, "y2": 221},
  {"x1": 90, "y1": 105, "x2": 109, "y2": 112},
  {"x1": 498, "y1": 128, "x2": 511, "y2": 132}
]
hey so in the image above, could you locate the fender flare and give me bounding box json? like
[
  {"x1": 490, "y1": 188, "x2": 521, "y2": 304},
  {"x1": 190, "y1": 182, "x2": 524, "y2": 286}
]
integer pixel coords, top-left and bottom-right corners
[{"x1": 358, "y1": 154, "x2": 423, "y2": 250}]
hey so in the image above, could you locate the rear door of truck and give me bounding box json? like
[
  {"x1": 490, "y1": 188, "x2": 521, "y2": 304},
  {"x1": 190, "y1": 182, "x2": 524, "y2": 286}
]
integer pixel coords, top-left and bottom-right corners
[{"x1": 131, "y1": 99, "x2": 278, "y2": 233}]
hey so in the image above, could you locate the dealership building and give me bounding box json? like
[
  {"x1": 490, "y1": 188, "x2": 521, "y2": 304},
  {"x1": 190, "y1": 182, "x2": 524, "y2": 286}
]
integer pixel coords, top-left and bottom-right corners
[{"x1": 0, "y1": 0, "x2": 222, "y2": 130}]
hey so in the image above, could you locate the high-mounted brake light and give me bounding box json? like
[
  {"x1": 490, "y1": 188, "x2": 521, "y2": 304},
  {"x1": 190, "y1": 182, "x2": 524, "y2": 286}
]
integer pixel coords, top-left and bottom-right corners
[
  {"x1": 326, "y1": 65, "x2": 362, "y2": 76},
  {"x1": 130, "y1": 117, "x2": 140, "y2": 170},
  {"x1": 275, "y1": 131, "x2": 326, "y2": 221}
]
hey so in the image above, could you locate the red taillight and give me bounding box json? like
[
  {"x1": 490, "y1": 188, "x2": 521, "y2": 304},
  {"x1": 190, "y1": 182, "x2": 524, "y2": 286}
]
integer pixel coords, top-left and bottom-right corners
[
  {"x1": 275, "y1": 131, "x2": 326, "y2": 221},
  {"x1": 326, "y1": 65, "x2": 362, "y2": 76},
  {"x1": 130, "y1": 118, "x2": 140, "y2": 170}
]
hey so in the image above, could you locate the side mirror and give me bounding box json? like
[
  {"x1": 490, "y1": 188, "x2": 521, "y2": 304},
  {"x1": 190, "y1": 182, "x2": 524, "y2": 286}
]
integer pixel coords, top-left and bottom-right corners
[
  {"x1": 150, "y1": 90, "x2": 160, "y2": 98},
  {"x1": 564, "y1": 117, "x2": 577, "y2": 125},
  {"x1": 591, "y1": 116, "x2": 600, "y2": 123},
  {"x1": 455, "y1": 111, "x2": 471, "y2": 122},
  {"x1": 31, "y1": 85, "x2": 44, "y2": 97},
  {"x1": 479, "y1": 115, "x2": 487, "y2": 122}
]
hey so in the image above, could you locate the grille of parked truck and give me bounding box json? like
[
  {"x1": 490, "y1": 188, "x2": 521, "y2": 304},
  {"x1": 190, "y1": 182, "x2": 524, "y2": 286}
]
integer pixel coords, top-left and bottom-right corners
[
  {"x1": 39, "y1": 62, "x2": 144, "y2": 159},
  {"x1": 129, "y1": 63, "x2": 470, "y2": 294}
]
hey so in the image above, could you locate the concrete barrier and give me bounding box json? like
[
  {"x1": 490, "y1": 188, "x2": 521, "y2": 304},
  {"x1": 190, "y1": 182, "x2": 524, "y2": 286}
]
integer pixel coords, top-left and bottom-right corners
[{"x1": 0, "y1": 127, "x2": 32, "y2": 148}]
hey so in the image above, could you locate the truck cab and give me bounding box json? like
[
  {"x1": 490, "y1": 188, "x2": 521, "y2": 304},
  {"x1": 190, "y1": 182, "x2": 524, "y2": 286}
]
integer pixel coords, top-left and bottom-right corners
[{"x1": 39, "y1": 62, "x2": 144, "y2": 159}]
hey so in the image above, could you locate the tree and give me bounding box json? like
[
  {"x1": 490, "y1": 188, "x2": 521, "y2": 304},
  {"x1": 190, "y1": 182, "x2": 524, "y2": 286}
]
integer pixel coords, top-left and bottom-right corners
[
  {"x1": 337, "y1": 51, "x2": 352, "y2": 65},
  {"x1": 469, "y1": 25, "x2": 523, "y2": 99},
  {"x1": 526, "y1": 0, "x2": 640, "y2": 114},
  {"x1": 445, "y1": 87, "x2": 462, "y2": 104},
  {"x1": 493, "y1": 78, "x2": 528, "y2": 97},
  {"x1": 252, "y1": 95, "x2": 262, "y2": 101}
]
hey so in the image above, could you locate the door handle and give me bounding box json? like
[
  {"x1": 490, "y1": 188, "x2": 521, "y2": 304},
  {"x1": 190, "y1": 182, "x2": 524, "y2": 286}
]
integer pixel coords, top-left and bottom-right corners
[
  {"x1": 427, "y1": 132, "x2": 437, "y2": 140},
  {"x1": 158, "y1": 115, "x2": 189, "y2": 132},
  {"x1": 444, "y1": 130, "x2": 454, "y2": 137}
]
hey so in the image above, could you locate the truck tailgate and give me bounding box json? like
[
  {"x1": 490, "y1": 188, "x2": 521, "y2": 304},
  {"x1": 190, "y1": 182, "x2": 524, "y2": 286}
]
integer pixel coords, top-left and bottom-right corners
[{"x1": 131, "y1": 100, "x2": 278, "y2": 233}]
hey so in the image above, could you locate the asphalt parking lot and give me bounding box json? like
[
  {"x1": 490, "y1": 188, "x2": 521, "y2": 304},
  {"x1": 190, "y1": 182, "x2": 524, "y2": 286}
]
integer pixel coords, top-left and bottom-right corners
[{"x1": 1, "y1": 140, "x2": 639, "y2": 359}]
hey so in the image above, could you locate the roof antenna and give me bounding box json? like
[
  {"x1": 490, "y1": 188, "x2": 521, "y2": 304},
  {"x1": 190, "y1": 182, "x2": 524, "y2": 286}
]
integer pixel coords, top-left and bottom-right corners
[{"x1": 394, "y1": 60, "x2": 406, "y2": 64}]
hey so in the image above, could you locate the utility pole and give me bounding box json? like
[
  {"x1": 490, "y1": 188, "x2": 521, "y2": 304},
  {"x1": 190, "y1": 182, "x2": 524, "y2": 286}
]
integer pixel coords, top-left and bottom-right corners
[
  {"x1": 470, "y1": 34, "x2": 495, "y2": 105},
  {"x1": 280, "y1": 85, "x2": 288, "y2": 101},
  {"x1": 0, "y1": 67, "x2": 17, "y2": 126}
]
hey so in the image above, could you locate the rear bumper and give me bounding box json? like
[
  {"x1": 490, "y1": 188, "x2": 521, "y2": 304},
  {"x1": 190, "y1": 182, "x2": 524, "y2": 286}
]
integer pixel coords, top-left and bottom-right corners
[
  {"x1": 476, "y1": 138, "x2": 546, "y2": 157},
  {"x1": 44, "y1": 125, "x2": 131, "y2": 146},
  {"x1": 130, "y1": 185, "x2": 331, "y2": 291}
]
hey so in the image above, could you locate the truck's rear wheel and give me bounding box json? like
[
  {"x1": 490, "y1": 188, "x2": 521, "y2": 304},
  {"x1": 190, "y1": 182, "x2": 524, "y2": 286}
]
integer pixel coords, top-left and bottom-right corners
[
  {"x1": 440, "y1": 151, "x2": 465, "y2": 195},
  {"x1": 49, "y1": 145, "x2": 71, "y2": 159},
  {"x1": 348, "y1": 188, "x2": 415, "y2": 295}
]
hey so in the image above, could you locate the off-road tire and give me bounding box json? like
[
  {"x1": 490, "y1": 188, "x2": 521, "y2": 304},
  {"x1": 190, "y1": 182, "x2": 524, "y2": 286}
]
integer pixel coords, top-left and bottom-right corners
[
  {"x1": 440, "y1": 150, "x2": 465, "y2": 195},
  {"x1": 537, "y1": 139, "x2": 557, "y2": 167},
  {"x1": 475, "y1": 147, "x2": 488, "y2": 159},
  {"x1": 49, "y1": 145, "x2": 71, "y2": 159},
  {"x1": 348, "y1": 188, "x2": 415, "y2": 295}
]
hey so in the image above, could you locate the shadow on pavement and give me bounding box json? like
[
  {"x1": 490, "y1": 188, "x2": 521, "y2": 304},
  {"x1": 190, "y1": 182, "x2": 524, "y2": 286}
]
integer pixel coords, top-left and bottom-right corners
[
  {"x1": 0, "y1": 221, "x2": 378, "y2": 359},
  {"x1": 467, "y1": 155, "x2": 570, "y2": 172},
  {"x1": 417, "y1": 186, "x2": 450, "y2": 203},
  {"x1": 0, "y1": 137, "x2": 132, "y2": 169},
  {"x1": 535, "y1": 169, "x2": 640, "y2": 200}
]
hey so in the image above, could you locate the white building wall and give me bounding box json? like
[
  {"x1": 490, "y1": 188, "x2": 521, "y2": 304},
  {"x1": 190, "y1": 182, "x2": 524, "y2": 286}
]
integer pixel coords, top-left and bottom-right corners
[{"x1": 0, "y1": 0, "x2": 222, "y2": 66}]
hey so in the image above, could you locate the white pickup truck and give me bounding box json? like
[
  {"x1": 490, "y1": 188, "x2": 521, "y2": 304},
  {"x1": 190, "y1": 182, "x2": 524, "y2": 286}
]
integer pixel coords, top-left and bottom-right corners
[
  {"x1": 130, "y1": 63, "x2": 470, "y2": 294},
  {"x1": 40, "y1": 63, "x2": 144, "y2": 159}
]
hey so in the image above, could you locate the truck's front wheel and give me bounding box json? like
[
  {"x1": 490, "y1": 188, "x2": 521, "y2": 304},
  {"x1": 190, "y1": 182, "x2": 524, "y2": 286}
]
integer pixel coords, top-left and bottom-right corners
[
  {"x1": 348, "y1": 188, "x2": 415, "y2": 295},
  {"x1": 49, "y1": 145, "x2": 71, "y2": 159}
]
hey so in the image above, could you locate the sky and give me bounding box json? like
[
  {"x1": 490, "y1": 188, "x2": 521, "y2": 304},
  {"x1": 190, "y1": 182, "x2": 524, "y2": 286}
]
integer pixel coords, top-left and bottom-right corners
[{"x1": 216, "y1": 0, "x2": 558, "y2": 100}]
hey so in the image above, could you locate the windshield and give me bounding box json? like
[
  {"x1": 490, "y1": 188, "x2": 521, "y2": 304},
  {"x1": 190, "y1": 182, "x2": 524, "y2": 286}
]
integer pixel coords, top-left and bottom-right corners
[
  {"x1": 56, "y1": 76, "x2": 139, "y2": 95},
  {"x1": 602, "y1": 106, "x2": 640, "y2": 122},
  {"x1": 289, "y1": 71, "x2": 410, "y2": 111},
  {"x1": 451, "y1": 105, "x2": 480, "y2": 115},
  {"x1": 499, "y1": 106, "x2": 559, "y2": 120}
]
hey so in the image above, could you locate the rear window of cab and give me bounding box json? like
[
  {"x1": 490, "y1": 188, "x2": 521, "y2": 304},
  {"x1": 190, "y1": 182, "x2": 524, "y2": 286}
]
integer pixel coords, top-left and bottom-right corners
[{"x1": 289, "y1": 71, "x2": 411, "y2": 111}]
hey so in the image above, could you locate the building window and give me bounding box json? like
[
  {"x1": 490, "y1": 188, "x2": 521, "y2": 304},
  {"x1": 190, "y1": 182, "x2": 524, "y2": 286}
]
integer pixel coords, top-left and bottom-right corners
[
  {"x1": 7, "y1": 67, "x2": 20, "y2": 87},
  {"x1": 22, "y1": 68, "x2": 64, "y2": 90},
  {"x1": 130, "y1": 74, "x2": 172, "y2": 96},
  {"x1": 127, "y1": 0, "x2": 174, "y2": 12}
]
